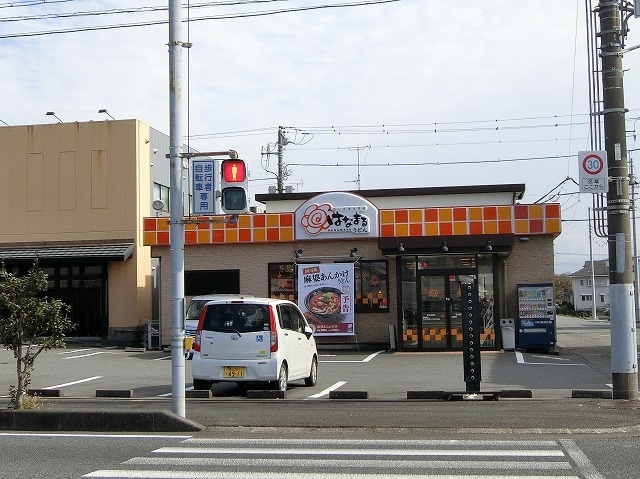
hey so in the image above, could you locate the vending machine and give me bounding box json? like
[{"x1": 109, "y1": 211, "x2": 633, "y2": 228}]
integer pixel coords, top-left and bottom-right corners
[{"x1": 516, "y1": 283, "x2": 556, "y2": 351}]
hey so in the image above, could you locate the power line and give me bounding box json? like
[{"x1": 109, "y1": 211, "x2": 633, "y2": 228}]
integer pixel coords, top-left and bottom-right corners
[
  {"x1": 186, "y1": 112, "x2": 640, "y2": 141},
  {"x1": 0, "y1": 0, "x2": 80, "y2": 9},
  {"x1": 284, "y1": 153, "x2": 576, "y2": 168},
  {"x1": 0, "y1": 0, "x2": 401, "y2": 38},
  {"x1": 288, "y1": 137, "x2": 592, "y2": 151}
]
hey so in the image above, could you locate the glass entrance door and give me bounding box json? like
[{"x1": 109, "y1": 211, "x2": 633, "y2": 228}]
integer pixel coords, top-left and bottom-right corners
[{"x1": 418, "y1": 274, "x2": 465, "y2": 350}]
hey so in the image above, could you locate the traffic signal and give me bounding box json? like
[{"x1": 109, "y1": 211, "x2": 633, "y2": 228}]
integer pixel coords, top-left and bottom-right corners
[{"x1": 220, "y1": 159, "x2": 248, "y2": 214}]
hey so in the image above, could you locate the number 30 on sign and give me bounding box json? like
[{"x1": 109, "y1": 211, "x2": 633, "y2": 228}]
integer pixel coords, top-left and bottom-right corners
[{"x1": 578, "y1": 150, "x2": 608, "y2": 193}]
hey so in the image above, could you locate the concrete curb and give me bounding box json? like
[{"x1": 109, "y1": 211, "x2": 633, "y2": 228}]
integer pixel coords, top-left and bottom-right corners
[
  {"x1": 96, "y1": 390, "x2": 134, "y2": 398},
  {"x1": 407, "y1": 389, "x2": 533, "y2": 400},
  {"x1": 572, "y1": 389, "x2": 613, "y2": 399},
  {"x1": 28, "y1": 389, "x2": 61, "y2": 398},
  {"x1": 0, "y1": 410, "x2": 204, "y2": 432},
  {"x1": 329, "y1": 391, "x2": 369, "y2": 399},
  {"x1": 246, "y1": 390, "x2": 285, "y2": 399}
]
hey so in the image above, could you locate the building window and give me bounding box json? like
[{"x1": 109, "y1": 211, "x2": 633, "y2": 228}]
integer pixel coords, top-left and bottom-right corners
[
  {"x1": 268, "y1": 261, "x2": 389, "y2": 313},
  {"x1": 184, "y1": 270, "x2": 239, "y2": 295},
  {"x1": 600, "y1": 294, "x2": 605, "y2": 303},
  {"x1": 269, "y1": 263, "x2": 297, "y2": 302},
  {"x1": 354, "y1": 260, "x2": 389, "y2": 313},
  {"x1": 580, "y1": 279, "x2": 584, "y2": 286},
  {"x1": 587, "y1": 279, "x2": 592, "y2": 287},
  {"x1": 153, "y1": 183, "x2": 170, "y2": 212},
  {"x1": 581, "y1": 294, "x2": 592, "y2": 301},
  {"x1": 477, "y1": 254, "x2": 495, "y2": 349}
]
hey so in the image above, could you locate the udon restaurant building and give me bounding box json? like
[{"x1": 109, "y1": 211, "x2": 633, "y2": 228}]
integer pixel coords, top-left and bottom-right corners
[{"x1": 145, "y1": 184, "x2": 560, "y2": 351}]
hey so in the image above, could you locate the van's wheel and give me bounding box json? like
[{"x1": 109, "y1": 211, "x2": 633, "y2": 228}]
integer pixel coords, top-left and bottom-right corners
[
  {"x1": 193, "y1": 379, "x2": 212, "y2": 390},
  {"x1": 275, "y1": 363, "x2": 288, "y2": 391},
  {"x1": 305, "y1": 356, "x2": 318, "y2": 387}
]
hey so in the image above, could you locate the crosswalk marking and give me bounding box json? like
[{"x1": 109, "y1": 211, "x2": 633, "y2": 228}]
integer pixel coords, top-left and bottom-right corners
[
  {"x1": 83, "y1": 437, "x2": 585, "y2": 479},
  {"x1": 125, "y1": 457, "x2": 572, "y2": 470},
  {"x1": 180, "y1": 438, "x2": 560, "y2": 446},
  {"x1": 85, "y1": 473, "x2": 580, "y2": 479},
  {"x1": 153, "y1": 446, "x2": 565, "y2": 457}
]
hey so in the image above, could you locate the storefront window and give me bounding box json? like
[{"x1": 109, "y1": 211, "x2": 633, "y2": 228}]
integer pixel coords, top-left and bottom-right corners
[
  {"x1": 477, "y1": 254, "x2": 495, "y2": 348},
  {"x1": 269, "y1": 261, "x2": 389, "y2": 312},
  {"x1": 400, "y1": 257, "x2": 418, "y2": 349},
  {"x1": 354, "y1": 260, "x2": 389, "y2": 313},
  {"x1": 417, "y1": 255, "x2": 476, "y2": 270},
  {"x1": 399, "y1": 254, "x2": 496, "y2": 351},
  {"x1": 268, "y1": 263, "x2": 297, "y2": 302}
]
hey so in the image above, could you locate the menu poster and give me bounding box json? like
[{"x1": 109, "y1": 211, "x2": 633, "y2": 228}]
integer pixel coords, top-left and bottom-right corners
[{"x1": 297, "y1": 263, "x2": 354, "y2": 336}]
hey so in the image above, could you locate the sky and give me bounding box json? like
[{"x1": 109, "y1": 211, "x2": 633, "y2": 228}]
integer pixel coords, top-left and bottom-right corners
[{"x1": 2, "y1": 0, "x2": 640, "y2": 275}]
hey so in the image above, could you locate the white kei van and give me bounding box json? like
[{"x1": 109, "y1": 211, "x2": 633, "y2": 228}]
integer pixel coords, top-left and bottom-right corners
[
  {"x1": 192, "y1": 296, "x2": 318, "y2": 391},
  {"x1": 184, "y1": 294, "x2": 253, "y2": 358}
]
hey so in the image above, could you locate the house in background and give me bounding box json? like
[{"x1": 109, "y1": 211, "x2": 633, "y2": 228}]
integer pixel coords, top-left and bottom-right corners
[{"x1": 569, "y1": 259, "x2": 609, "y2": 313}]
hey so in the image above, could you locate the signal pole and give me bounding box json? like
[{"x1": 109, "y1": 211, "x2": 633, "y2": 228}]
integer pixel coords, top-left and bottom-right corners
[
  {"x1": 598, "y1": 0, "x2": 638, "y2": 399},
  {"x1": 168, "y1": 0, "x2": 186, "y2": 416}
]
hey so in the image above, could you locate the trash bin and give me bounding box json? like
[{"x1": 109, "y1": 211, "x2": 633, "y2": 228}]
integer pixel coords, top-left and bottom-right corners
[{"x1": 500, "y1": 318, "x2": 516, "y2": 350}]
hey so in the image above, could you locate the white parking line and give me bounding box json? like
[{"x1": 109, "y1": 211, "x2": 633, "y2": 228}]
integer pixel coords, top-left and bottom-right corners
[
  {"x1": 58, "y1": 348, "x2": 95, "y2": 355},
  {"x1": 43, "y1": 376, "x2": 103, "y2": 389},
  {"x1": 63, "y1": 352, "x2": 111, "y2": 360},
  {"x1": 320, "y1": 350, "x2": 386, "y2": 363},
  {"x1": 515, "y1": 351, "x2": 586, "y2": 366},
  {"x1": 153, "y1": 356, "x2": 172, "y2": 361},
  {"x1": 307, "y1": 381, "x2": 346, "y2": 399},
  {"x1": 157, "y1": 386, "x2": 194, "y2": 398},
  {"x1": 531, "y1": 354, "x2": 572, "y2": 361},
  {"x1": 363, "y1": 350, "x2": 386, "y2": 362}
]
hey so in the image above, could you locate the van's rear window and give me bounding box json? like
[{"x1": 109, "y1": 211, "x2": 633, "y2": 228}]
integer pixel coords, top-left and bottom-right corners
[
  {"x1": 202, "y1": 304, "x2": 270, "y2": 333},
  {"x1": 186, "y1": 300, "x2": 208, "y2": 320}
]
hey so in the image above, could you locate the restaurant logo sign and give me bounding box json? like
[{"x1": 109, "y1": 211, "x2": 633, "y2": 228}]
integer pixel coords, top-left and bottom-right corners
[{"x1": 295, "y1": 192, "x2": 379, "y2": 240}]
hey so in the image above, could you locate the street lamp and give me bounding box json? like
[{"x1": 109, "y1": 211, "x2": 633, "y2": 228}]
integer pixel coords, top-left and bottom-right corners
[
  {"x1": 98, "y1": 109, "x2": 116, "y2": 120},
  {"x1": 45, "y1": 112, "x2": 62, "y2": 123}
]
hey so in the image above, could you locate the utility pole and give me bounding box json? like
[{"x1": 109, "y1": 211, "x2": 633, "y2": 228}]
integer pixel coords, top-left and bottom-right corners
[
  {"x1": 348, "y1": 146, "x2": 369, "y2": 190},
  {"x1": 589, "y1": 208, "x2": 597, "y2": 321},
  {"x1": 277, "y1": 126, "x2": 285, "y2": 193},
  {"x1": 598, "y1": 0, "x2": 638, "y2": 400},
  {"x1": 630, "y1": 157, "x2": 639, "y2": 323},
  {"x1": 168, "y1": 0, "x2": 186, "y2": 416}
]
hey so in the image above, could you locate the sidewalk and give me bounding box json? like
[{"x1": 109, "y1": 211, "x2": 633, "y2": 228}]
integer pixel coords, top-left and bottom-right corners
[{"x1": 1, "y1": 395, "x2": 639, "y2": 434}]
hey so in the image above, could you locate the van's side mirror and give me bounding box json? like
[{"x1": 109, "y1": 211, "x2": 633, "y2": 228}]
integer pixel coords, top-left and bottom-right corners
[{"x1": 304, "y1": 325, "x2": 314, "y2": 339}]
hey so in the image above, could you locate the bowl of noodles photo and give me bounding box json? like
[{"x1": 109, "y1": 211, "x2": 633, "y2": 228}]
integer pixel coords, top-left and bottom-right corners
[{"x1": 304, "y1": 287, "x2": 343, "y2": 323}]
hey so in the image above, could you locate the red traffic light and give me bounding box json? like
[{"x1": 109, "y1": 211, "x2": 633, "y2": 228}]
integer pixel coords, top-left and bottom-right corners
[{"x1": 222, "y1": 160, "x2": 246, "y2": 183}]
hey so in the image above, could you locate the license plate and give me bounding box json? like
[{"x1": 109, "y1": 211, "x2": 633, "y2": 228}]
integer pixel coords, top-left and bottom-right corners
[{"x1": 223, "y1": 366, "x2": 245, "y2": 378}]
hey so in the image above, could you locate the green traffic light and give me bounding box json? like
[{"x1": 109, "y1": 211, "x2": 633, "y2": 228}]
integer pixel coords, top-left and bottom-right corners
[{"x1": 221, "y1": 187, "x2": 247, "y2": 213}]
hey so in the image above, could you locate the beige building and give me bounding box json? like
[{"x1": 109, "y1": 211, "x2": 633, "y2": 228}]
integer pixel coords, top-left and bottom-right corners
[
  {"x1": 1, "y1": 120, "x2": 561, "y2": 351},
  {"x1": 0, "y1": 120, "x2": 162, "y2": 343}
]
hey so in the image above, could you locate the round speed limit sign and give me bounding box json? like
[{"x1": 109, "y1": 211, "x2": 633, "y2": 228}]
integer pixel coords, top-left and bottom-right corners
[
  {"x1": 578, "y1": 150, "x2": 608, "y2": 193},
  {"x1": 582, "y1": 154, "x2": 604, "y2": 175}
]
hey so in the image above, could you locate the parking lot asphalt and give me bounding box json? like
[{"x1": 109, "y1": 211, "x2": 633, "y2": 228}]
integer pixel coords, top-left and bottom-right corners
[{"x1": 1, "y1": 315, "x2": 639, "y2": 433}]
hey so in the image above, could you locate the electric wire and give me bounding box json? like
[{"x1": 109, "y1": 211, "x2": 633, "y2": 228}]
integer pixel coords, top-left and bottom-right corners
[{"x1": 0, "y1": 0, "x2": 401, "y2": 38}]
